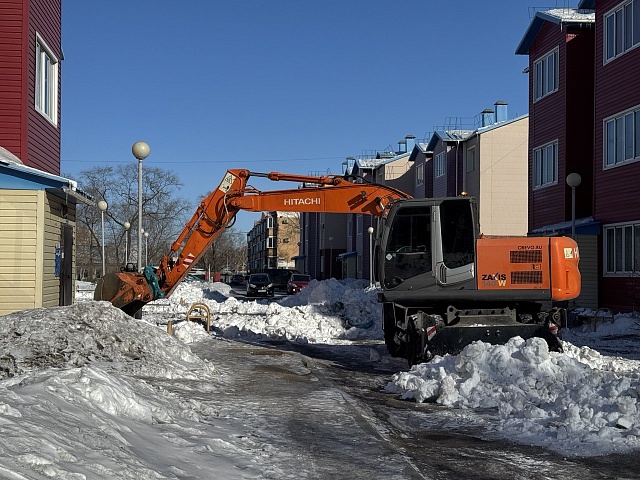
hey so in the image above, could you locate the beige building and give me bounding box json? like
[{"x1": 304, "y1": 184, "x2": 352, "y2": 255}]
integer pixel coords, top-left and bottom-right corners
[
  {"x1": 0, "y1": 153, "x2": 92, "y2": 315},
  {"x1": 462, "y1": 115, "x2": 529, "y2": 236}
]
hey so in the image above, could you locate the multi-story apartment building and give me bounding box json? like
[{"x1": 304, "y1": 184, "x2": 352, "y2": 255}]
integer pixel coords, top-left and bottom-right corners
[{"x1": 516, "y1": 4, "x2": 640, "y2": 311}]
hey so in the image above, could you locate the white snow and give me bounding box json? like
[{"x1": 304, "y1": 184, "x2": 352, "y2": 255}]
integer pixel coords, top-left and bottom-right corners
[{"x1": 0, "y1": 278, "x2": 639, "y2": 477}]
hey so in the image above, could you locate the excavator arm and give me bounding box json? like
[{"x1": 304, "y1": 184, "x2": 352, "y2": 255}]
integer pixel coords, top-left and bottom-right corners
[{"x1": 94, "y1": 168, "x2": 410, "y2": 315}]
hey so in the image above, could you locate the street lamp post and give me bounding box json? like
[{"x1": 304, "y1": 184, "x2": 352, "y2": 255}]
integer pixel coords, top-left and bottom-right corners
[
  {"x1": 328, "y1": 236, "x2": 333, "y2": 279},
  {"x1": 132, "y1": 141, "x2": 150, "y2": 272},
  {"x1": 566, "y1": 173, "x2": 582, "y2": 239},
  {"x1": 97, "y1": 200, "x2": 107, "y2": 276},
  {"x1": 367, "y1": 226, "x2": 374, "y2": 287},
  {"x1": 144, "y1": 231, "x2": 149, "y2": 266},
  {"x1": 123, "y1": 221, "x2": 130, "y2": 264}
]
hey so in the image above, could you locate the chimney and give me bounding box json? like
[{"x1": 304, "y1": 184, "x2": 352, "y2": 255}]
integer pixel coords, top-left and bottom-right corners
[
  {"x1": 405, "y1": 134, "x2": 416, "y2": 153},
  {"x1": 495, "y1": 100, "x2": 508, "y2": 123},
  {"x1": 481, "y1": 108, "x2": 494, "y2": 127},
  {"x1": 398, "y1": 139, "x2": 407, "y2": 154}
]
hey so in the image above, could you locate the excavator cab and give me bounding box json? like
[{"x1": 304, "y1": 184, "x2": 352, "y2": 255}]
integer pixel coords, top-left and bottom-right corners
[{"x1": 380, "y1": 197, "x2": 478, "y2": 292}]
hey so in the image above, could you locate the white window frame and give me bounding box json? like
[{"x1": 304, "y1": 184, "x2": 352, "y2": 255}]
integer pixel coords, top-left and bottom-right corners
[
  {"x1": 35, "y1": 33, "x2": 59, "y2": 126},
  {"x1": 435, "y1": 152, "x2": 446, "y2": 178},
  {"x1": 533, "y1": 140, "x2": 558, "y2": 188},
  {"x1": 466, "y1": 146, "x2": 476, "y2": 173},
  {"x1": 604, "y1": 221, "x2": 640, "y2": 275},
  {"x1": 604, "y1": 0, "x2": 640, "y2": 63},
  {"x1": 416, "y1": 163, "x2": 424, "y2": 186},
  {"x1": 533, "y1": 47, "x2": 558, "y2": 102},
  {"x1": 604, "y1": 105, "x2": 640, "y2": 168}
]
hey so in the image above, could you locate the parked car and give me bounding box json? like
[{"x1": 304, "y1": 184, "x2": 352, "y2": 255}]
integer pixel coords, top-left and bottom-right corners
[
  {"x1": 246, "y1": 273, "x2": 274, "y2": 297},
  {"x1": 265, "y1": 268, "x2": 299, "y2": 289},
  {"x1": 230, "y1": 274, "x2": 245, "y2": 286},
  {"x1": 287, "y1": 274, "x2": 311, "y2": 294}
]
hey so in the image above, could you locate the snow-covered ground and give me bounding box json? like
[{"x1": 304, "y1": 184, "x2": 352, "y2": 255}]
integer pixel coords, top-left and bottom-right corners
[{"x1": 0, "y1": 278, "x2": 639, "y2": 478}]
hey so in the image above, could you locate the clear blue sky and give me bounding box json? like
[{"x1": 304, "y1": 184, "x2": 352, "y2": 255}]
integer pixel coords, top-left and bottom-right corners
[{"x1": 60, "y1": 1, "x2": 580, "y2": 234}]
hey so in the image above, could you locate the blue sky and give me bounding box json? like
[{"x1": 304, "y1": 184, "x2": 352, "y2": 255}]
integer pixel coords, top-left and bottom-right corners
[{"x1": 61, "y1": 1, "x2": 580, "y2": 233}]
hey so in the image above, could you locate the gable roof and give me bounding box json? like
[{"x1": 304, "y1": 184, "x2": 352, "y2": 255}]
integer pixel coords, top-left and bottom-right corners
[{"x1": 515, "y1": 8, "x2": 595, "y2": 55}]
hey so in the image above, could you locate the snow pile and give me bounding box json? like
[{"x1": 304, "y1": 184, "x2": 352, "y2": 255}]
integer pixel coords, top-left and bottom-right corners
[
  {"x1": 386, "y1": 336, "x2": 640, "y2": 456},
  {"x1": 0, "y1": 301, "x2": 214, "y2": 380},
  {"x1": 152, "y1": 278, "x2": 381, "y2": 343}
]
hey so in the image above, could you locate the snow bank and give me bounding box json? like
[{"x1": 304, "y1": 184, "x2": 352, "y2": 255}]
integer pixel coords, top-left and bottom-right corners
[
  {"x1": 151, "y1": 278, "x2": 382, "y2": 344},
  {"x1": 386, "y1": 336, "x2": 640, "y2": 456},
  {"x1": 0, "y1": 301, "x2": 215, "y2": 380}
]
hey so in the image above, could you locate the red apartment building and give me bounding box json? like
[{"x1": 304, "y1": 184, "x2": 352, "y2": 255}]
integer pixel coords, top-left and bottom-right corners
[{"x1": 518, "y1": 2, "x2": 640, "y2": 312}]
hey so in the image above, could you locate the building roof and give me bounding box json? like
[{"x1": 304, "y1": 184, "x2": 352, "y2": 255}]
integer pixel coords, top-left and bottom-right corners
[
  {"x1": 515, "y1": 8, "x2": 595, "y2": 55},
  {"x1": 426, "y1": 130, "x2": 474, "y2": 152},
  {"x1": 0, "y1": 150, "x2": 93, "y2": 205}
]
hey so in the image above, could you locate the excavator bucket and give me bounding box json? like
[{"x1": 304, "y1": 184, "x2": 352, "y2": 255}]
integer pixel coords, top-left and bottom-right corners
[{"x1": 94, "y1": 272, "x2": 151, "y2": 317}]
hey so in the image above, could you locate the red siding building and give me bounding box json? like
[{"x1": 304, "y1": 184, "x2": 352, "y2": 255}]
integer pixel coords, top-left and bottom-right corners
[
  {"x1": 519, "y1": 3, "x2": 640, "y2": 312},
  {"x1": 516, "y1": 9, "x2": 595, "y2": 233},
  {"x1": 588, "y1": 0, "x2": 640, "y2": 312},
  {"x1": 0, "y1": 0, "x2": 62, "y2": 174}
]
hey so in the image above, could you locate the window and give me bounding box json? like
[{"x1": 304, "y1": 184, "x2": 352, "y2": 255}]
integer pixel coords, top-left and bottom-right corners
[
  {"x1": 466, "y1": 147, "x2": 476, "y2": 173},
  {"x1": 604, "y1": 0, "x2": 640, "y2": 62},
  {"x1": 35, "y1": 34, "x2": 59, "y2": 125},
  {"x1": 435, "y1": 152, "x2": 446, "y2": 178},
  {"x1": 604, "y1": 222, "x2": 640, "y2": 274},
  {"x1": 534, "y1": 48, "x2": 558, "y2": 101},
  {"x1": 416, "y1": 163, "x2": 424, "y2": 186},
  {"x1": 604, "y1": 106, "x2": 640, "y2": 168},
  {"x1": 533, "y1": 141, "x2": 558, "y2": 188},
  {"x1": 267, "y1": 236, "x2": 275, "y2": 248},
  {"x1": 356, "y1": 215, "x2": 363, "y2": 235}
]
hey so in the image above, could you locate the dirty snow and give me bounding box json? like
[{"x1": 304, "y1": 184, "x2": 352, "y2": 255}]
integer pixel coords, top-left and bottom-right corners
[{"x1": 0, "y1": 278, "x2": 639, "y2": 478}]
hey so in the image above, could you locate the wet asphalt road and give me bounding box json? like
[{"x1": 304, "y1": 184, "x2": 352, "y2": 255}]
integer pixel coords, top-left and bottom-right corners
[{"x1": 189, "y1": 335, "x2": 640, "y2": 480}]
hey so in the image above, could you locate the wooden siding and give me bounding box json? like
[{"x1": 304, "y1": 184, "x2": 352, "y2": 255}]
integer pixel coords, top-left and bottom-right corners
[
  {"x1": 528, "y1": 21, "x2": 568, "y2": 231},
  {"x1": 0, "y1": 0, "x2": 25, "y2": 158},
  {"x1": 0, "y1": 190, "x2": 40, "y2": 314},
  {"x1": 593, "y1": 0, "x2": 640, "y2": 225},
  {"x1": 27, "y1": 0, "x2": 62, "y2": 174}
]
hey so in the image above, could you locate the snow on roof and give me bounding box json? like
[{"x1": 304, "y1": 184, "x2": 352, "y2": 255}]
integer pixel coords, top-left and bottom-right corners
[{"x1": 516, "y1": 8, "x2": 595, "y2": 55}]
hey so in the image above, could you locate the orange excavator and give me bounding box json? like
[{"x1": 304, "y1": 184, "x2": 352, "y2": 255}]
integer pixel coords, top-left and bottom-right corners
[{"x1": 94, "y1": 169, "x2": 581, "y2": 365}]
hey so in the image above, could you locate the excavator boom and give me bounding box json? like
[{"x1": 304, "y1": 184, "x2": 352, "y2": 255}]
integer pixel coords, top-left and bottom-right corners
[{"x1": 95, "y1": 169, "x2": 410, "y2": 314}]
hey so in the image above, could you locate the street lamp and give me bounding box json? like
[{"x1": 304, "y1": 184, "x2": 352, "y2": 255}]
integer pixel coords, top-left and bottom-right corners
[
  {"x1": 328, "y1": 236, "x2": 333, "y2": 279},
  {"x1": 144, "y1": 231, "x2": 149, "y2": 266},
  {"x1": 367, "y1": 226, "x2": 374, "y2": 287},
  {"x1": 123, "y1": 221, "x2": 130, "y2": 264},
  {"x1": 97, "y1": 200, "x2": 107, "y2": 276},
  {"x1": 566, "y1": 173, "x2": 582, "y2": 239},
  {"x1": 132, "y1": 141, "x2": 150, "y2": 272}
]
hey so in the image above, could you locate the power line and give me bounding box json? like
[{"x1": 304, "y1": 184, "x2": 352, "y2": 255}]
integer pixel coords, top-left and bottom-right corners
[{"x1": 61, "y1": 156, "x2": 346, "y2": 164}]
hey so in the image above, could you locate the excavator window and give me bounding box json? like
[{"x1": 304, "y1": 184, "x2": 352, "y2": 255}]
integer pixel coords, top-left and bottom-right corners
[
  {"x1": 383, "y1": 206, "x2": 431, "y2": 288},
  {"x1": 440, "y1": 200, "x2": 475, "y2": 269}
]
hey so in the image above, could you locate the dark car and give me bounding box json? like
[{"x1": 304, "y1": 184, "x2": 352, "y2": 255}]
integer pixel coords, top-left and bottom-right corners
[
  {"x1": 230, "y1": 274, "x2": 245, "y2": 286},
  {"x1": 246, "y1": 273, "x2": 274, "y2": 297},
  {"x1": 287, "y1": 274, "x2": 311, "y2": 294}
]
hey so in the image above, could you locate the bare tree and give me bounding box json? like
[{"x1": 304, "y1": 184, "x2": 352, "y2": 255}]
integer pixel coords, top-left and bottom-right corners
[
  {"x1": 198, "y1": 227, "x2": 247, "y2": 274},
  {"x1": 74, "y1": 164, "x2": 191, "y2": 278}
]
